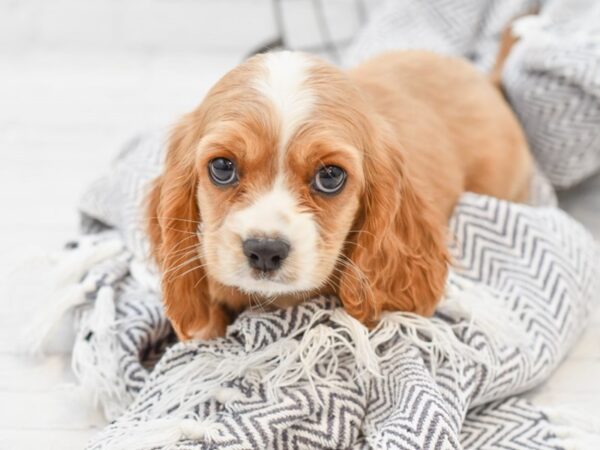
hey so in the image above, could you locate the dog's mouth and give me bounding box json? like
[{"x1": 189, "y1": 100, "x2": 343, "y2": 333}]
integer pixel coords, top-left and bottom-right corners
[
  {"x1": 249, "y1": 268, "x2": 285, "y2": 282},
  {"x1": 228, "y1": 265, "x2": 309, "y2": 297}
]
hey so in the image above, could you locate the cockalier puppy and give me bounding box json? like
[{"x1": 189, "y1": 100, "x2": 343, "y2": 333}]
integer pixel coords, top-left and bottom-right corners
[{"x1": 147, "y1": 49, "x2": 531, "y2": 340}]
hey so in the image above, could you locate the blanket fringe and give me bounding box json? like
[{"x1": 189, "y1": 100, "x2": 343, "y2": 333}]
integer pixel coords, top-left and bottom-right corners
[
  {"x1": 148, "y1": 283, "x2": 508, "y2": 418},
  {"x1": 372, "y1": 275, "x2": 528, "y2": 377},
  {"x1": 147, "y1": 306, "x2": 339, "y2": 414},
  {"x1": 100, "y1": 296, "x2": 503, "y2": 447},
  {"x1": 373, "y1": 311, "x2": 485, "y2": 377},
  {"x1": 441, "y1": 276, "x2": 530, "y2": 358},
  {"x1": 262, "y1": 308, "x2": 381, "y2": 401},
  {"x1": 19, "y1": 235, "x2": 124, "y2": 354},
  {"x1": 542, "y1": 405, "x2": 600, "y2": 450},
  {"x1": 71, "y1": 285, "x2": 132, "y2": 419},
  {"x1": 99, "y1": 415, "x2": 223, "y2": 450},
  {"x1": 512, "y1": 0, "x2": 600, "y2": 46}
]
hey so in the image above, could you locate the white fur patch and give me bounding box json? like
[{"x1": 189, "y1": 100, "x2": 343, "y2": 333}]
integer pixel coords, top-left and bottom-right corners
[
  {"x1": 209, "y1": 52, "x2": 317, "y2": 297},
  {"x1": 254, "y1": 51, "x2": 314, "y2": 166},
  {"x1": 221, "y1": 176, "x2": 319, "y2": 295}
]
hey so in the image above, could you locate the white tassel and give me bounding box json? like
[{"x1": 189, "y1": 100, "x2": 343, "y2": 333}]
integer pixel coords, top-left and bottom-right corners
[
  {"x1": 512, "y1": 0, "x2": 600, "y2": 45},
  {"x1": 544, "y1": 405, "x2": 600, "y2": 434},
  {"x1": 88, "y1": 285, "x2": 117, "y2": 335},
  {"x1": 512, "y1": 15, "x2": 553, "y2": 43},
  {"x1": 148, "y1": 307, "x2": 334, "y2": 415},
  {"x1": 212, "y1": 387, "x2": 245, "y2": 404},
  {"x1": 72, "y1": 286, "x2": 131, "y2": 420},
  {"x1": 150, "y1": 291, "x2": 498, "y2": 416},
  {"x1": 329, "y1": 308, "x2": 381, "y2": 377},
  {"x1": 543, "y1": 405, "x2": 600, "y2": 450},
  {"x1": 367, "y1": 276, "x2": 527, "y2": 377},
  {"x1": 262, "y1": 306, "x2": 383, "y2": 398},
  {"x1": 101, "y1": 281, "x2": 525, "y2": 440},
  {"x1": 440, "y1": 276, "x2": 530, "y2": 359},
  {"x1": 19, "y1": 235, "x2": 124, "y2": 354},
  {"x1": 263, "y1": 322, "x2": 352, "y2": 399},
  {"x1": 373, "y1": 311, "x2": 488, "y2": 377},
  {"x1": 99, "y1": 415, "x2": 224, "y2": 450},
  {"x1": 21, "y1": 282, "x2": 90, "y2": 354}
]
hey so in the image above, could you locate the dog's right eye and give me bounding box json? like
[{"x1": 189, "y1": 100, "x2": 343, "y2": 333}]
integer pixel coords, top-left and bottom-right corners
[
  {"x1": 208, "y1": 158, "x2": 238, "y2": 186},
  {"x1": 312, "y1": 165, "x2": 346, "y2": 195}
]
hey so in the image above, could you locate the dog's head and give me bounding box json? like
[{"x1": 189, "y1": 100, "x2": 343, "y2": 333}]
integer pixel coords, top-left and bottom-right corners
[{"x1": 147, "y1": 52, "x2": 448, "y2": 339}]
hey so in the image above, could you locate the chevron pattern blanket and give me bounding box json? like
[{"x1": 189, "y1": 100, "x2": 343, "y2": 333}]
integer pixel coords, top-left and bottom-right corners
[
  {"x1": 344, "y1": 0, "x2": 600, "y2": 189},
  {"x1": 23, "y1": 129, "x2": 591, "y2": 449}
]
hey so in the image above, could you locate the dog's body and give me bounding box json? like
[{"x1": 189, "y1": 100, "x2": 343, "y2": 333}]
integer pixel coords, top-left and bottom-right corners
[
  {"x1": 349, "y1": 52, "x2": 531, "y2": 216},
  {"x1": 147, "y1": 51, "x2": 531, "y2": 340}
]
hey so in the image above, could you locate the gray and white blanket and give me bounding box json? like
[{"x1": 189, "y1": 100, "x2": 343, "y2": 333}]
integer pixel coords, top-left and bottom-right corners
[
  {"x1": 29, "y1": 0, "x2": 600, "y2": 448},
  {"x1": 41, "y1": 129, "x2": 595, "y2": 450}
]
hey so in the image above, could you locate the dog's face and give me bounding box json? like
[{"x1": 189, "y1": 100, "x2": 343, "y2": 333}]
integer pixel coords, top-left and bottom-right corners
[
  {"x1": 196, "y1": 52, "x2": 364, "y2": 299},
  {"x1": 147, "y1": 51, "x2": 448, "y2": 340}
]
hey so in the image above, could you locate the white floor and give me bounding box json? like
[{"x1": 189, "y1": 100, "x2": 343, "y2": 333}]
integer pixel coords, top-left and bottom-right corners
[{"x1": 1, "y1": 46, "x2": 600, "y2": 450}]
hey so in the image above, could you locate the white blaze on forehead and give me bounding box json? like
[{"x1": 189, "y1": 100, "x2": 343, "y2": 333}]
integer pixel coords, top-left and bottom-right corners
[
  {"x1": 215, "y1": 52, "x2": 318, "y2": 294},
  {"x1": 254, "y1": 51, "x2": 314, "y2": 161}
]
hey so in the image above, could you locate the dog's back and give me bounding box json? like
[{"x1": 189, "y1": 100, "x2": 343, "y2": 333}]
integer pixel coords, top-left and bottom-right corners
[{"x1": 349, "y1": 51, "x2": 532, "y2": 218}]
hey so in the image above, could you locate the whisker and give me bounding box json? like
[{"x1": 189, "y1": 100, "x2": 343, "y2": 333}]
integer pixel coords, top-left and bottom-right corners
[
  {"x1": 162, "y1": 242, "x2": 201, "y2": 258},
  {"x1": 192, "y1": 270, "x2": 211, "y2": 289},
  {"x1": 163, "y1": 249, "x2": 201, "y2": 271},
  {"x1": 156, "y1": 227, "x2": 199, "y2": 236},
  {"x1": 163, "y1": 255, "x2": 204, "y2": 279},
  {"x1": 149, "y1": 216, "x2": 202, "y2": 225},
  {"x1": 167, "y1": 259, "x2": 211, "y2": 283}
]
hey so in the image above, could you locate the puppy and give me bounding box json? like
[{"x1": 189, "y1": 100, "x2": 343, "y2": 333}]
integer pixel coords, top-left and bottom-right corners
[{"x1": 147, "y1": 50, "x2": 531, "y2": 340}]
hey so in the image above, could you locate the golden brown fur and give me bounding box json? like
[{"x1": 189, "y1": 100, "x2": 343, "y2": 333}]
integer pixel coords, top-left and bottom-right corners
[{"x1": 147, "y1": 51, "x2": 531, "y2": 340}]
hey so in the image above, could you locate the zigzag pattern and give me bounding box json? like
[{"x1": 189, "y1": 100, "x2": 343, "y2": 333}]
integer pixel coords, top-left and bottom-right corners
[
  {"x1": 461, "y1": 397, "x2": 557, "y2": 450},
  {"x1": 504, "y1": 45, "x2": 600, "y2": 188},
  {"x1": 84, "y1": 190, "x2": 599, "y2": 449}
]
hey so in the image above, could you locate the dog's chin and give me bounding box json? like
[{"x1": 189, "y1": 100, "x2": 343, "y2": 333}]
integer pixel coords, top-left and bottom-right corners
[
  {"x1": 235, "y1": 276, "x2": 306, "y2": 297},
  {"x1": 221, "y1": 268, "x2": 321, "y2": 299}
]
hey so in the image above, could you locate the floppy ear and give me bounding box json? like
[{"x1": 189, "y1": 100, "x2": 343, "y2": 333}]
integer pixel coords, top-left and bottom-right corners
[
  {"x1": 146, "y1": 120, "x2": 218, "y2": 340},
  {"x1": 338, "y1": 135, "x2": 449, "y2": 326}
]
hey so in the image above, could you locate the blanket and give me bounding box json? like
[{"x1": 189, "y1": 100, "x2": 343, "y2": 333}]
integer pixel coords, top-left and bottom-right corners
[
  {"x1": 344, "y1": 0, "x2": 600, "y2": 189},
  {"x1": 26, "y1": 130, "x2": 597, "y2": 449}
]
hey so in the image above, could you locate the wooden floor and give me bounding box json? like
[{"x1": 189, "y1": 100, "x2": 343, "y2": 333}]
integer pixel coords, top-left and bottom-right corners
[{"x1": 0, "y1": 49, "x2": 599, "y2": 449}]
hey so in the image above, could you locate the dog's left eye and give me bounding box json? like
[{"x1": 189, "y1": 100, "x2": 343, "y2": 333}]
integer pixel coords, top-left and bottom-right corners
[
  {"x1": 313, "y1": 165, "x2": 346, "y2": 195},
  {"x1": 208, "y1": 158, "x2": 238, "y2": 186}
]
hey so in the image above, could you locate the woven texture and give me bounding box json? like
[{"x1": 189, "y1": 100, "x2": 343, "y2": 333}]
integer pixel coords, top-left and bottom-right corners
[
  {"x1": 52, "y1": 131, "x2": 599, "y2": 449},
  {"x1": 344, "y1": 0, "x2": 600, "y2": 188}
]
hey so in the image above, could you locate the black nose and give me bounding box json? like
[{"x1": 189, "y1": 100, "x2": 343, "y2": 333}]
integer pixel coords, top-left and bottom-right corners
[{"x1": 242, "y1": 238, "x2": 290, "y2": 272}]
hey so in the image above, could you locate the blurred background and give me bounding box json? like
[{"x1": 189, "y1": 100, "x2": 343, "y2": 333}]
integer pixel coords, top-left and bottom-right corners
[{"x1": 0, "y1": 1, "x2": 598, "y2": 448}]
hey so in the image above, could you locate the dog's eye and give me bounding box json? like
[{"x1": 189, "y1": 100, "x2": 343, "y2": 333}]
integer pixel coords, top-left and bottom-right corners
[
  {"x1": 208, "y1": 158, "x2": 238, "y2": 186},
  {"x1": 313, "y1": 165, "x2": 346, "y2": 195}
]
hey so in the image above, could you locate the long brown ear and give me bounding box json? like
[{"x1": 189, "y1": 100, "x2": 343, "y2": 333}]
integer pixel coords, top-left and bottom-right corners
[
  {"x1": 146, "y1": 120, "x2": 211, "y2": 340},
  {"x1": 338, "y1": 136, "x2": 449, "y2": 326}
]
